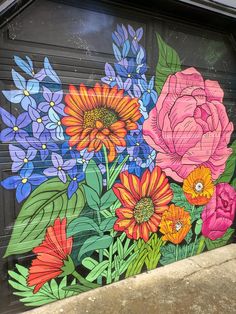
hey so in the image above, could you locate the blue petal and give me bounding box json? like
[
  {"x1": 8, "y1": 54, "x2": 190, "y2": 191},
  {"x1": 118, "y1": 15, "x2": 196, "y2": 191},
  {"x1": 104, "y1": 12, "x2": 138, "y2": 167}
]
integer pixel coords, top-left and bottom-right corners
[
  {"x1": 0, "y1": 107, "x2": 15, "y2": 127},
  {"x1": 21, "y1": 96, "x2": 36, "y2": 110},
  {"x1": 29, "y1": 174, "x2": 47, "y2": 185},
  {"x1": 20, "y1": 162, "x2": 33, "y2": 178},
  {"x1": 44, "y1": 57, "x2": 61, "y2": 83},
  {"x1": 48, "y1": 108, "x2": 60, "y2": 123},
  {"x1": 14, "y1": 56, "x2": 33, "y2": 76},
  {"x1": 142, "y1": 92, "x2": 151, "y2": 106},
  {"x1": 0, "y1": 128, "x2": 14, "y2": 142},
  {"x1": 2, "y1": 90, "x2": 24, "y2": 103},
  {"x1": 148, "y1": 77, "x2": 155, "y2": 90},
  {"x1": 122, "y1": 40, "x2": 130, "y2": 58},
  {"x1": 16, "y1": 182, "x2": 31, "y2": 202},
  {"x1": 151, "y1": 90, "x2": 158, "y2": 103},
  {"x1": 12, "y1": 69, "x2": 26, "y2": 90},
  {"x1": 114, "y1": 63, "x2": 127, "y2": 77},
  {"x1": 1, "y1": 176, "x2": 21, "y2": 189},
  {"x1": 112, "y1": 43, "x2": 122, "y2": 61},
  {"x1": 26, "y1": 79, "x2": 39, "y2": 94},
  {"x1": 67, "y1": 180, "x2": 78, "y2": 199}
]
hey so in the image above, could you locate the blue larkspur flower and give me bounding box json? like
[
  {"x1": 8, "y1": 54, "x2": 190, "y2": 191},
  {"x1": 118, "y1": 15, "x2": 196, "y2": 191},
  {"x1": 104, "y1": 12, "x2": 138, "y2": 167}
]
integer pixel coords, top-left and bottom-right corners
[{"x1": 67, "y1": 166, "x2": 85, "y2": 198}]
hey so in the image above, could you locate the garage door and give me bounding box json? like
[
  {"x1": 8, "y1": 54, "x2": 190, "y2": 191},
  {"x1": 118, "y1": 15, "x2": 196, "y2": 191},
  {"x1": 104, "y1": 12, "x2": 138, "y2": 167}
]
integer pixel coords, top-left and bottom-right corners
[{"x1": 0, "y1": 0, "x2": 235, "y2": 313}]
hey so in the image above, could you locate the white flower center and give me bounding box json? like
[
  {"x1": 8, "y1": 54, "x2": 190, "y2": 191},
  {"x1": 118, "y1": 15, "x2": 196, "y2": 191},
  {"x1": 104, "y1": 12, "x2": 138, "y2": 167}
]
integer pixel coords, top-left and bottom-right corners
[
  {"x1": 175, "y1": 221, "x2": 182, "y2": 232},
  {"x1": 195, "y1": 182, "x2": 204, "y2": 193}
]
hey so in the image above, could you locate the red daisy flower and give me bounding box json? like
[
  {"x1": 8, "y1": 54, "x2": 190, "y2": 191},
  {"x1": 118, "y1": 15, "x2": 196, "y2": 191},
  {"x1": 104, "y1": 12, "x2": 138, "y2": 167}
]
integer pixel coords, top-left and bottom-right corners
[
  {"x1": 113, "y1": 166, "x2": 173, "y2": 242},
  {"x1": 28, "y1": 218, "x2": 73, "y2": 293}
]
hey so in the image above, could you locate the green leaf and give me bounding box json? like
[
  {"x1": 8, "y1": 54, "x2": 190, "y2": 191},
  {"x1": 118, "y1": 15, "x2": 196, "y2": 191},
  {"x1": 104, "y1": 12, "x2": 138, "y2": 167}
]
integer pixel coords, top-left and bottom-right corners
[
  {"x1": 83, "y1": 184, "x2": 101, "y2": 210},
  {"x1": 4, "y1": 178, "x2": 85, "y2": 257},
  {"x1": 194, "y1": 219, "x2": 203, "y2": 236},
  {"x1": 185, "y1": 229, "x2": 193, "y2": 244},
  {"x1": 100, "y1": 189, "x2": 117, "y2": 210},
  {"x1": 155, "y1": 33, "x2": 181, "y2": 94},
  {"x1": 109, "y1": 155, "x2": 129, "y2": 189},
  {"x1": 231, "y1": 178, "x2": 236, "y2": 189},
  {"x1": 67, "y1": 217, "x2": 100, "y2": 237},
  {"x1": 205, "y1": 228, "x2": 234, "y2": 250},
  {"x1": 86, "y1": 260, "x2": 109, "y2": 281},
  {"x1": 85, "y1": 160, "x2": 103, "y2": 196},
  {"x1": 117, "y1": 237, "x2": 124, "y2": 259},
  {"x1": 170, "y1": 183, "x2": 192, "y2": 211},
  {"x1": 215, "y1": 141, "x2": 236, "y2": 183},
  {"x1": 82, "y1": 257, "x2": 99, "y2": 270},
  {"x1": 62, "y1": 284, "x2": 91, "y2": 293},
  {"x1": 160, "y1": 240, "x2": 200, "y2": 266},
  {"x1": 99, "y1": 217, "x2": 116, "y2": 232},
  {"x1": 78, "y1": 235, "x2": 113, "y2": 260}
]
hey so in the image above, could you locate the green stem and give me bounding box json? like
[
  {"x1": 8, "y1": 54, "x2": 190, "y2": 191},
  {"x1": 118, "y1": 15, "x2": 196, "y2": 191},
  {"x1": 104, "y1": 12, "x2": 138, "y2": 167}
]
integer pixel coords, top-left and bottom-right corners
[
  {"x1": 103, "y1": 145, "x2": 110, "y2": 189},
  {"x1": 191, "y1": 235, "x2": 198, "y2": 256},
  {"x1": 71, "y1": 270, "x2": 99, "y2": 289},
  {"x1": 96, "y1": 209, "x2": 103, "y2": 285},
  {"x1": 175, "y1": 244, "x2": 179, "y2": 261},
  {"x1": 197, "y1": 236, "x2": 205, "y2": 255}
]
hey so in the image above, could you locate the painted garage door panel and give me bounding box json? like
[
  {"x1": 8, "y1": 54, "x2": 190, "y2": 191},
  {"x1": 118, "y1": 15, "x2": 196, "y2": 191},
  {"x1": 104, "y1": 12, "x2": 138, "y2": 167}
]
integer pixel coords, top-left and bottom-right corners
[{"x1": 0, "y1": 0, "x2": 235, "y2": 313}]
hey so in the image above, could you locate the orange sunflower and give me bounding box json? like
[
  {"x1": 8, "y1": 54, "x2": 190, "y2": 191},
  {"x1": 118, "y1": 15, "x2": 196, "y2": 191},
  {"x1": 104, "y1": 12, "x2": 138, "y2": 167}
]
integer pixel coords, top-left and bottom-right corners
[
  {"x1": 113, "y1": 166, "x2": 173, "y2": 242},
  {"x1": 159, "y1": 204, "x2": 191, "y2": 244},
  {"x1": 183, "y1": 166, "x2": 214, "y2": 205},
  {"x1": 62, "y1": 83, "x2": 141, "y2": 162}
]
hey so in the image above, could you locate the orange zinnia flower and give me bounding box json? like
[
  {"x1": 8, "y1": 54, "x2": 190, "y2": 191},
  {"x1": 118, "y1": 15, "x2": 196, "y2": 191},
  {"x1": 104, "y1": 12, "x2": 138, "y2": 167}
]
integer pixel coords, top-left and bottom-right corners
[
  {"x1": 159, "y1": 204, "x2": 191, "y2": 244},
  {"x1": 113, "y1": 166, "x2": 173, "y2": 242},
  {"x1": 183, "y1": 166, "x2": 214, "y2": 205},
  {"x1": 28, "y1": 218, "x2": 73, "y2": 293},
  {"x1": 62, "y1": 83, "x2": 141, "y2": 162}
]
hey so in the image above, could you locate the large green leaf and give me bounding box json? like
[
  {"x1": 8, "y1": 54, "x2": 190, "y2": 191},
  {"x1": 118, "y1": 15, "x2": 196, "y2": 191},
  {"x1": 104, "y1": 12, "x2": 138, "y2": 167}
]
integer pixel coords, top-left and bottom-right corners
[
  {"x1": 4, "y1": 177, "x2": 85, "y2": 257},
  {"x1": 83, "y1": 184, "x2": 101, "y2": 210},
  {"x1": 85, "y1": 160, "x2": 103, "y2": 196},
  {"x1": 8, "y1": 264, "x2": 76, "y2": 307},
  {"x1": 215, "y1": 140, "x2": 236, "y2": 184},
  {"x1": 99, "y1": 217, "x2": 116, "y2": 232},
  {"x1": 100, "y1": 189, "x2": 117, "y2": 210},
  {"x1": 67, "y1": 217, "x2": 100, "y2": 237},
  {"x1": 86, "y1": 260, "x2": 109, "y2": 282},
  {"x1": 170, "y1": 183, "x2": 192, "y2": 211},
  {"x1": 155, "y1": 33, "x2": 181, "y2": 94},
  {"x1": 205, "y1": 228, "x2": 234, "y2": 250},
  {"x1": 78, "y1": 235, "x2": 112, "y2": 260}
]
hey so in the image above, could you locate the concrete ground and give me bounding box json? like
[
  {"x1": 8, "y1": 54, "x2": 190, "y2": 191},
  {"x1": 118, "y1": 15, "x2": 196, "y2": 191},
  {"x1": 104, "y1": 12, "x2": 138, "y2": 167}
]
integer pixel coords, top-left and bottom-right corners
[{"x1": 26, "y1": 244, "x2": 236, "y2": 314}]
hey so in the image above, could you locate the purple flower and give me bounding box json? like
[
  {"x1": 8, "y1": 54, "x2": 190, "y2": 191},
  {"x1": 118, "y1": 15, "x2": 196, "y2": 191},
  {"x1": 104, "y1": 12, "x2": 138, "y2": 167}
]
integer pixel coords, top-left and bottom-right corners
[
  {"x1": 128, "y1": 25, "x2": 143, "y2": 53},
  {"x1": 44, "y1": 152, "x2": 76, "y2": 183},
  {"x1": 116, "y1": 76, "x2": 132, "y2": 91},
  {"x1": 67, "y1": 166, "x2": 85, "y2": 199},
  {"x1": 38, "y1": 87, "x2": 65, "y2": 116},
  {"x1": 9, "y1": 144, "x2": 37, "y2": 172},
  {"x1": 0, "y1": 107, "x2": 30, "y2": 146},
  {"x1": 101, "y1": 63, "x2": 117, "y2": 87},
  {"x1": 27, "y1": 132, "x2": 58, "y2": 161},
  {"x1": 28, "y1": 107, "x2": 48, "y2": 138},
  {"x1": 2, "y1": 70, "x2": 39, "y2": 110},
  {"x1": 114, "y1": 58, "x2": 146, "y2": 84},
  {"x1": 14, "y1": 56, "x2": 46, "y2": 81},
  {"x1": 76, "y1": 149, "x2": 94, "y2": 171},
  {"x1": 1, "y1": 162, "x2": 47, "y2": 202},
  {"x1": 62, "y1": 141, "x2": 79, "y2": 159}
]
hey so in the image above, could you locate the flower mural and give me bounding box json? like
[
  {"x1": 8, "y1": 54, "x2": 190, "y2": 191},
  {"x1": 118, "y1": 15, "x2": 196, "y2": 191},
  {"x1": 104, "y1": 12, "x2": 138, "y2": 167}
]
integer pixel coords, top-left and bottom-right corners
[{"x1": 0, "y1": 23, "x2": 235, "y2": 309}]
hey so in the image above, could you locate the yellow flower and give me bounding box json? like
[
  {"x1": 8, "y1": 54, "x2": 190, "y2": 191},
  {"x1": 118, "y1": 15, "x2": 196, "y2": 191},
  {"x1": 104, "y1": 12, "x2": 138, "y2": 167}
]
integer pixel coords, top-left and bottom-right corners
[
  {"x1": 183, "y1": 166, "x2": 214, "y2": 205},
  {"x1": 159, "y1": 204, "x2": 191, "y2": 244}
]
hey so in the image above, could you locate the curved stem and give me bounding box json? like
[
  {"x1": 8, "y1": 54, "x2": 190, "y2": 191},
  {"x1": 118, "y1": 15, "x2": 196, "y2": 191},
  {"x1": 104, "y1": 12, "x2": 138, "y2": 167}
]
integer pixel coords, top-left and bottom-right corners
[
  {"x1": 71, "y1": 270, "x2": 99, "y2": 289},
  {"x1": 197, "y1": 236, "x2": 205, "y2": 255},
  {"x1": 102, "y1": 145, "x2": 109, "y2": 189}
]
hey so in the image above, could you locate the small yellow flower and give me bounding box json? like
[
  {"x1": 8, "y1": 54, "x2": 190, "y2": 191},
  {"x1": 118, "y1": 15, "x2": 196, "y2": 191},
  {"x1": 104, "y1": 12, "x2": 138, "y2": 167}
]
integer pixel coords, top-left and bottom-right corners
[{"x1": 183, "y1": 166, "x2": 214, "y2": 205}]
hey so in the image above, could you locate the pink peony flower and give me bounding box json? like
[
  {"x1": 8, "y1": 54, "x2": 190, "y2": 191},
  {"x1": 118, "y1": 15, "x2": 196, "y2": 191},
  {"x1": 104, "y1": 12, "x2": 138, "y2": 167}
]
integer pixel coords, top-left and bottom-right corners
[
  {"x1": 201, "y1": 183, "x2": 236, "y2": 240},
  {"x1": 143, "y1": 67, "x2": 233, "y2": 182}
]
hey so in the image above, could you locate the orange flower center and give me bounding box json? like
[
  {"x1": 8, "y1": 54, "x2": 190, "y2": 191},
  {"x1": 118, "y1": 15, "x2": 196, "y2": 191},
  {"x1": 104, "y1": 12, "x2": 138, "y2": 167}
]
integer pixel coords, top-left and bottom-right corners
[
  {"x1": 194, "y1": 180, "x2": 204, "y2": 193},
  {"x1": 134, "y1": 197, "x2": 154, "y2": 224},
  {"x1": 83, "y1": 107, "x2": 118, "y2": 128}
]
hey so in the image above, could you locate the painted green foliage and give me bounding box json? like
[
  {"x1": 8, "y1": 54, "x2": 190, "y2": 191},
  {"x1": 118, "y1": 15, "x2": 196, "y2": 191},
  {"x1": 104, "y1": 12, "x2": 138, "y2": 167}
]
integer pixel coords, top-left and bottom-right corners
[{"x1": 1, "y1": 23, "x2": 235, "y2": 309}]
